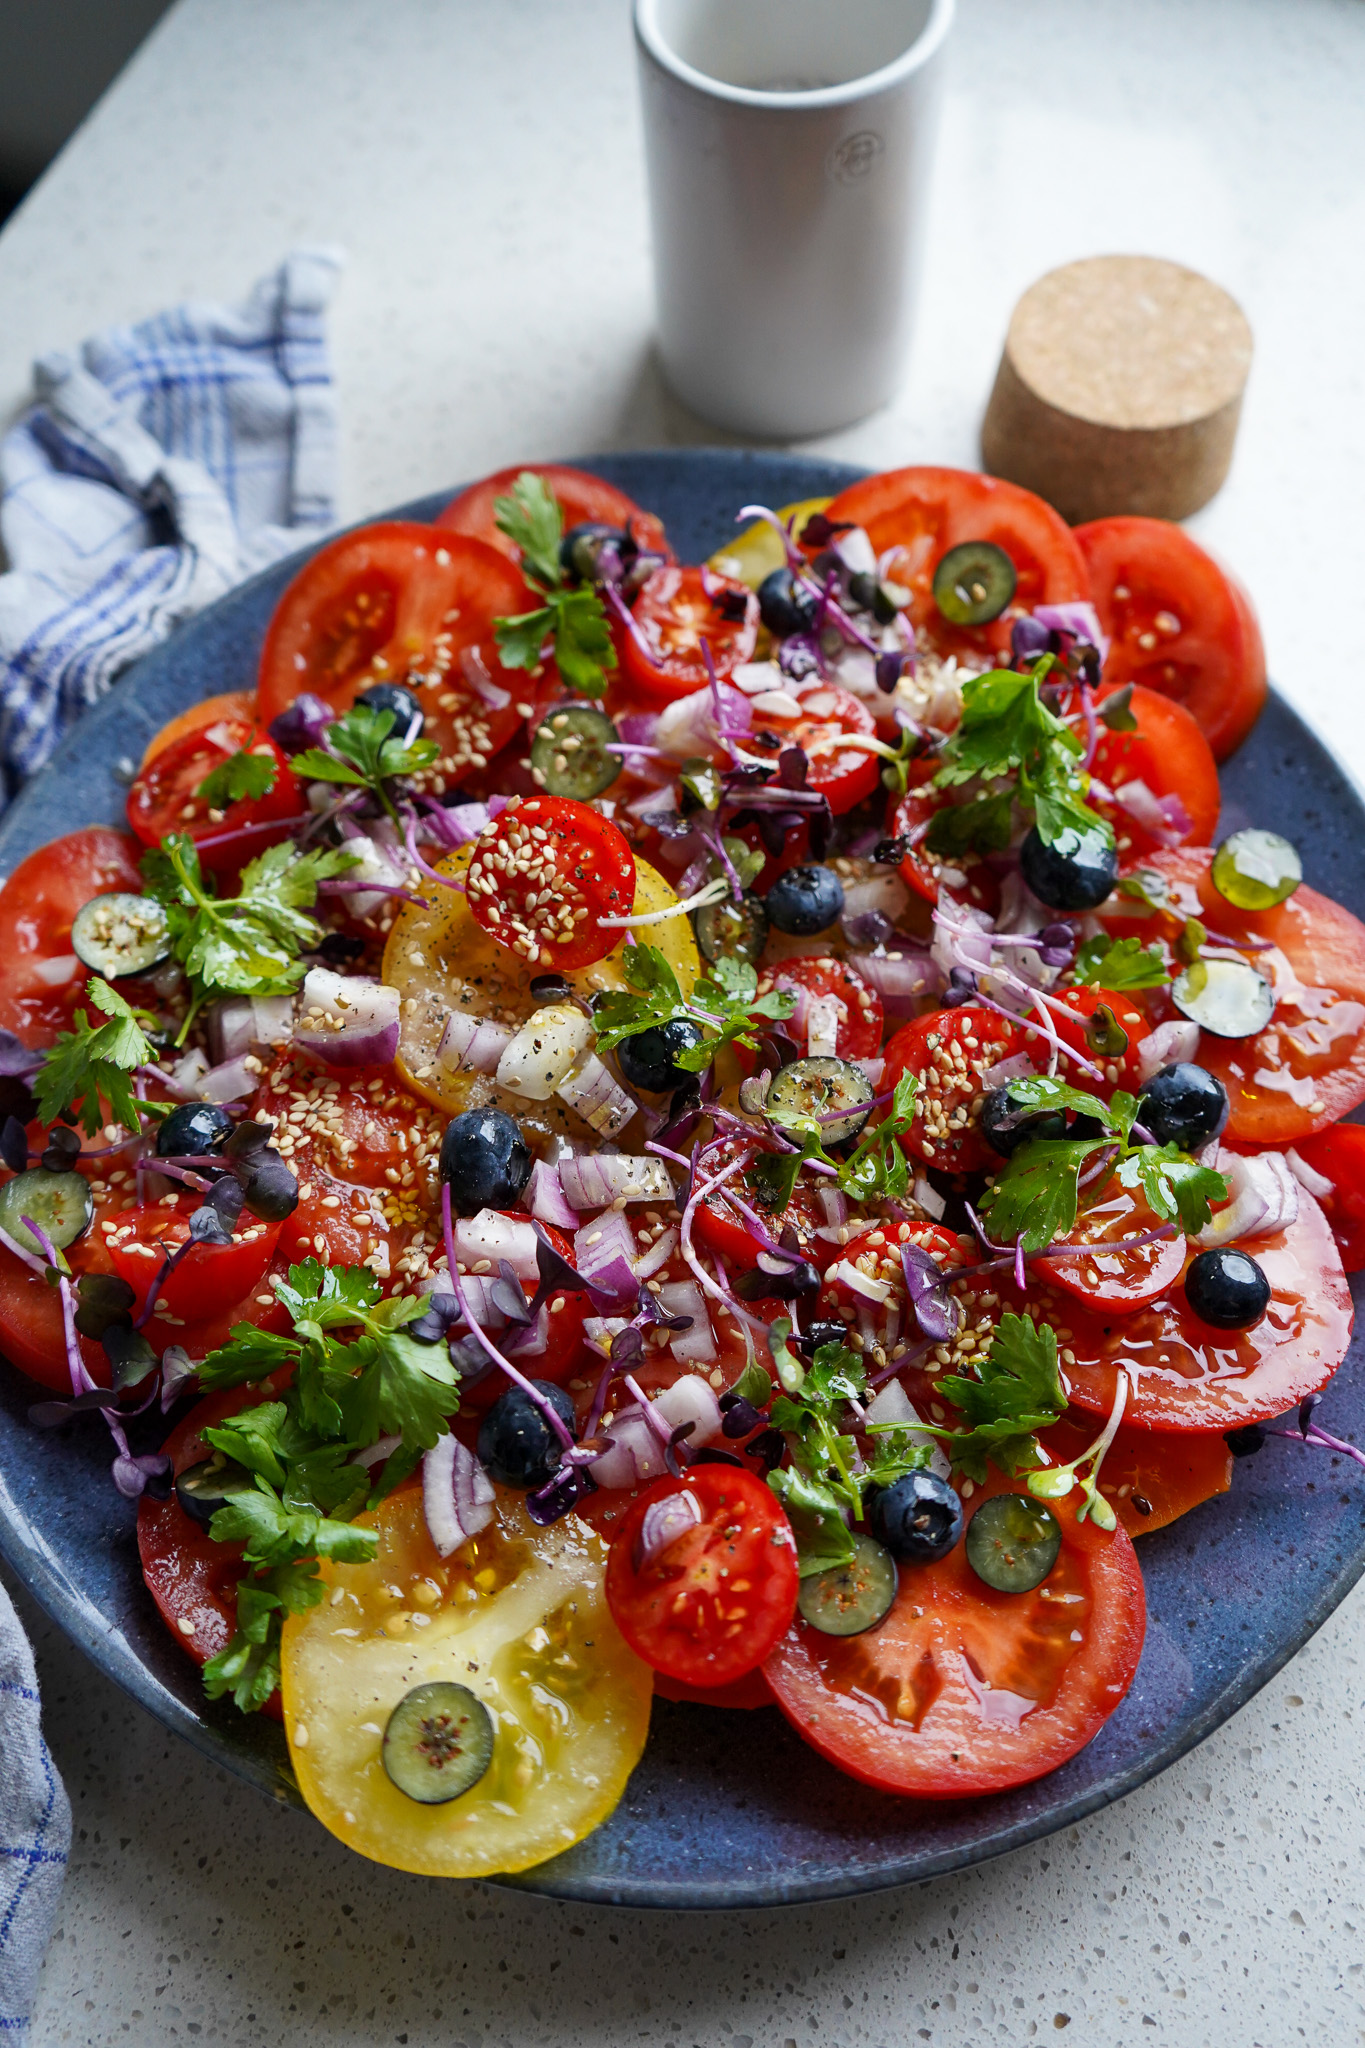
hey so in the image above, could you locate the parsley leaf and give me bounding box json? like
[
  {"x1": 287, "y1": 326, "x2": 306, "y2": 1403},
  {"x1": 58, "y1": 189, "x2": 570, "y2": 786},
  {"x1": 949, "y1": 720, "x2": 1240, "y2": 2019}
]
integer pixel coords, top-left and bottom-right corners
[
  {"x1": 590, "y1": 943, "x2": 794, "y2": 1072},
  {"x1": 32, "y1": 978, "x2": 169, "y2": 1137},
  {"x1": 924, "y1": 790, "x2": 1014, "y2": 860},
  {"x1": 290, "y1": 703, "x2": 438, "y2": 820},
  {"x1": 933, "y1": 1312, "x2": 1066, "y2": 1480},
  {"x1": 1116, "y1": 1143, "x2": 1225, "y2": 1234},
  {"x1": 934, "y1": 669, "x2": 1072, "y2": 790},
  {"x1": 931, "y1": 664, "x2": 1113, "y2": 857},
  {"x1": 1071, "y1": 932, "x2": 1169, "y2": 990},
  {"x1": 978, "y1": 1135, "x2": 1108, "y2": 1253},
  {"x1": 836, "y1": 1070, "x2": 918, "y2": 1205},
  {"x1": 195, "y1": 749, "x2": 278, "y2": 809},
  {"x1": 491, "y1": 473, "x2": 617, "y2": 700},
  {"x1": 767, "y1": 1466, "x2": 856, "y2": 1577}
]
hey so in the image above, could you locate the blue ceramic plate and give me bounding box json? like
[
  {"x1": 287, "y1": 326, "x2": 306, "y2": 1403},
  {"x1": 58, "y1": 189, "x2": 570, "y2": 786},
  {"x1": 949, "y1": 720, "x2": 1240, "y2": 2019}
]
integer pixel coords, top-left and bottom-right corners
[{"x1": 1, "y1": 451, "x2": 1362, "y2": 1909}]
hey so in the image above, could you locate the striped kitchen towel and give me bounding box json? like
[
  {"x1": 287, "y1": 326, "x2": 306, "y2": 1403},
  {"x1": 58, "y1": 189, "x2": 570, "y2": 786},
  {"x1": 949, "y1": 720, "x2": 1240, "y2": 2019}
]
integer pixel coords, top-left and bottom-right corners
[
  {"x1": 0, "y1": 1576, "x2": 70, "y2": 2032},
  {"x1": 0, "y1": 246, "x2": 344, "y2": 813}
]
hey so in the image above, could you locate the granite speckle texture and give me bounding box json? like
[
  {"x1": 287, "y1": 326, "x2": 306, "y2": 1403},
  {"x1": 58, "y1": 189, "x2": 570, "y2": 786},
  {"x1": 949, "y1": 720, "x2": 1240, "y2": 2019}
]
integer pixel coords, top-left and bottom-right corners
[{"x1": 2, "y1": 0, "x2": 1364, "y2": 2039}]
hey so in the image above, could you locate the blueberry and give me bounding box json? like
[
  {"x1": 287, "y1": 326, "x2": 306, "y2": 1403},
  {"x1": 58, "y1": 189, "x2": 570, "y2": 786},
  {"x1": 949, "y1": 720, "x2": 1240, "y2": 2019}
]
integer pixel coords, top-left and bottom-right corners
[
  {"x1": 1019, "y1": 825, "x2": 1118, "y2": 912},
  {"x1": 155, "y1": 1102, "x2": 234, "y2": 1159},
  {"x1": 869, "y1": 1470, "x2": 963, "y2": 1564},
  {"x1": 617, "y1": 1018, "x2": 705, "y2": 1094},
  {"x1": 1138, "y1": 1062, "x2": 1229, "y2": 1151},
  {"x1": 797, "y1": 1319, "x2": 852, "y2": 1358},
  {"x1": 439, "y1": 1108, "x2": 532, "y2": 1216},
  {"x1": 1185, "y1": 1247, "x2": 1271, "y2": 1329},
  {"x1": 757, "y1": 567, "x2": 819, "y2": 639},
  {"x1": 980, "y1": 1086, "x2": 1066, "y2": 1159},
  {"x1": 477, "y1": 1381, "x2": 576, "y2": 1489},
  {"x1": 764, "y1": 864, "x2": 845, "y2": 937},
  {"x1": 355, "y1": 682, "x2": 423, "y2": 736},
  {"x1": 559, "y1": 522, "x2": 627, "y2": 586}
]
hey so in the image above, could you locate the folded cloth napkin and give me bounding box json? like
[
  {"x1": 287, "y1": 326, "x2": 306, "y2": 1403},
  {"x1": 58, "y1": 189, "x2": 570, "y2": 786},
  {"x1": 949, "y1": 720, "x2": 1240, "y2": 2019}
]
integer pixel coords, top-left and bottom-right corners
[
  {"x1": 0, "y1": 246, "x2": 344, "y2": 813},
  {"x1": 0, "y1": 1576, "x2": 71, "y2": 2032}
]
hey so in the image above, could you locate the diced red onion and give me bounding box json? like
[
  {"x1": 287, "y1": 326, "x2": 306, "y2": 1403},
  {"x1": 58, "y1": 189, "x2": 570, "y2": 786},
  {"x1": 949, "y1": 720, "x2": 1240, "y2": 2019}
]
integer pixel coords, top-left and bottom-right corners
[
  {"x1": 575, "y1": 1208, "x2": 637, "y2": 1280},
  {"x1": 633, "y1": 1487, "x2": 702, "y2": 1570},
  {"x1": 1111, "y1": 778, "x2": 1191, "y2": 849},
  {"x1": 656, "y1": 1277, "x2": 715, "y2": 1362},
  {"x1": 1286, "y1": 1146, "x2": 1334, "y2": 1200},
  {"x1": 295, "y1": 969, "x2": 401, "y2": 1069},
  {"x1": 981, "y1": 1051, "x2": 1037, "y2": 1089},
  {"x1": 437, "y1": 1010, "x2": 513, "y2": 1077},
  {"x1": 590, "y1": 1413, "x2": 659, "y2": 1489},
  {"x1": 440, "y1": 799, "x2": 497, "y2": 846},
  {"x1": 807, "y1": 992, "x2": 842, "y2": 1058},
  {"x1": 655, "y1": 682, "x2": 752, "y2": 761},
  {"x1": 632, "y1": 1225, "x2": 678, "y2": 1279},
  {"x1": 33, "y1": 953, "x2": 78, "y2": 988},
  {"x1": 1135, "y1": 1019, "x2": 1201, "y2": 1084},
  {"x1": 327, "y1": 830, "x2": 410, "y2": 916},
  {"x1": 841, "y1": 869, "x2": 910, "y2": 925},
  {"x1": 460, "y1": 646, "x2": 511, "y2": 710},
  {"x1": 556, "y1": 1054, "x2": 637, "y2": 1138},
  {"x1": 559, "y1": 1155, "x2": 675, "y2": 1210},
  {"x1": 617, "y1": 711, "x2": 660, "y2": 747},
  {"x1": 198, "y1": 1055, "x2": 258, "y2": 1103},
  {"x1": 592, "y1": 1374, "x2": 724, "y2": 1490},
  {"x1": 423, "y1": 1431, "x2": 495, "y2": 1557},
  {"x1": 854, "y1": 1057, "x2": 885, "y2": 1089},
  {"x1": 849, "y1": 949, "x2": 943, "y2": 1008},
  {"x1": 816, "y1": 1184, "x2": 849, "y2": 1230},
  {"x1": 1197, "y1": 1148, "x2": 1300, "y2": 1248},
  {"x1": 864, "y1": 1378, "x2": 951, "y2": 1478},
  {"x1": 166, "y1": 1047, "x2": 210, "y2": 1097},
  {"x1": 350, "y1": 1432, "x2": 402, "y2": 1471},
  {"x1": 1034, "y1": 601, "x2": 1111, "y2": 664},
  {"x1": 454, "y1": 1209, "x2": 542, "y2": 1283},
  {"x1": 207, "y1": 999, "x2": 255, "y2": 1064},
  {"x1": 829, "y1": 1258, "x2": 892, "y2": 1304},
  {"x1": 912, "y1": 1174, "x2": 947, "y2": 1220},
  {"x1": 526, "y1": 1158, "x2": 580, "y2": 1229}
]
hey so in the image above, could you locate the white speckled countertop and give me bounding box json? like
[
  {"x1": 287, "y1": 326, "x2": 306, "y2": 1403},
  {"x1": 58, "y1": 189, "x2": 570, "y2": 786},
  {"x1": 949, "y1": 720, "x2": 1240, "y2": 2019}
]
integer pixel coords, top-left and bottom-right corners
[{"x1": 1, "y1": 1, "x2": 1363, "y2": 2041}]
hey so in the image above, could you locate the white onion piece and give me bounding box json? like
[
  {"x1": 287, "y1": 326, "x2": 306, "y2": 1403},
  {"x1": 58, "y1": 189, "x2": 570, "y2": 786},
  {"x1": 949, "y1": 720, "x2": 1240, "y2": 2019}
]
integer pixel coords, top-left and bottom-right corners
[
  {"x1": 583, "y1": 1314, "x2": 630, "y2": 1354},
  {"x1": 807, "y1": 992, "x2": 842, "y2": 1058},
  {"x1": 250, "y1": 995, "x2": 295, "y2": 1045},
  {"x1": 1135, "y1": 1019, "x2": 1201, "y2": 1084},
  {"x1": 1113, "y1": 778, "x2": 1187, "y2": 849},
  {"x1": 506, "y1": 1303, "x2": 548, "y2": 1359},
  {"x1": 197, "y1": 1055, "x2": 257, "y2": 1103},
  {"x1": 527, "y1": 1158, "x2": 580, "y2": 1229},
  {"x1": 351, "y1": 1432, "x2": 402, "y2": 1471},
  {"x1": 833, "y1": 525, "x2": 878, "y2": 577},
  {"x1": 589, "y1": 1413, "x2": 660, "y2": 1489},
  {"x1": 496, "y1": 1005, "x2": 592, "y2": 1101},
  {"x1": 209, "y1": 998, "x2": 255, "y2": 1063},
  {"x1": 864, "y1": 1379, "x2": 951, "y2": 1481},
  {"x1": 460, "y1": 645, "x2": 511, "y2": 710},
  {"x1": 422, "y1": 1432, "x2": 495, "y2": 1557},
  {"x1": 841, "y1": 869, "x2": 911, "y2": 925},
  {"x1": 575, "y1": 1208, "x2": 637, "y2": 1281},
  {"x1": 559, "y1": 1155, "x2": 675, "y2": 1210},
  {"x1": 750, "y1": 688, "x2": 806, "y2": 720},
  {"x1": 654, "y1": 682, "x2": 752, "y2": 760},
  {"x1": 730, "y1": 660, "x2": 785, "y2": 694},
  {"x1": 455, "y1": 1208, "x2": 541, "y2": 1283},
  {"x1": 981, "y1": 1052, "x2": 1037, "y2": 1089},
  {"x1": 632, "y1": 1225, "x2": 679, "y2": 1280},
  {"x1": 817, "y1": 1184, "x2": 850, "y2": 1230},
  {"x1": 296, "y1": 969, "x2": 401, "y2": 1070},
  {"x1": 1197, "y1": 1148, "x2": 1300, "y2": 1247},
  {"x1": 556, "y1": 1053, "x2": 636, "y2": 1138},
  {"x1": 438, "y1": 1010, "x2": 514, "y2": 1077},
  {"x1": 656, "y1": 1278, "x2": 716, "y2": 1362},
  {"x1": 167, "y1": 1047, "x2": 209, "y2": 1096},
  {"x1": 634, "y1": 1488, "x2": 702, "y2": 1570},
  {"x1": 828, "y1": 1258, "x2": 892, "y2": 1304},
  {"x1": 1286, "y1": 1146, "x2": 1334, "y2": 1199},
  {"x1": 333, "y1": 831, "x2": 409, "y2": 916},
  {"x1": 653, "y1": 1374, "x2": 723, "y2": 1446},
  {"x1": 912, "y1": 1174, "x2": 947, "y2": 1221}
]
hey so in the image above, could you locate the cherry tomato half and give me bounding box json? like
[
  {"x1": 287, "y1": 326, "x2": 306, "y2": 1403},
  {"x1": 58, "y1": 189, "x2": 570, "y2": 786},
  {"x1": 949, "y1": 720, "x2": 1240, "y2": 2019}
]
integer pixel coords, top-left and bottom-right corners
[
  {"x1": 619, "y1": 565, "x2": 758, "y2": 703},
  {"x1": 256, "y1": 523, "x2": 528, "y2": 795},
  {"x1": 756, "y1": 955, "x2": 884, "y2": 1061},
  {"x1": 1288, "y1": 1123, "x2": 1365, "y2": 1272},
  {"x1": 1084, "y1": 683, "x2": 1221, "y2": 854},
  {"x1": 881, "y1": 1005, "x2": 1028, "y2": 1173},
  {"x1": 751, "y1": 683, "x2": 882, "y2": 817},
  {"x1": 889, "y1": 783, "x2": 1001, "y2": 914},
  {"x1": 605, "y1": 1464, "x2": 799, "y2": 1687},
  {"x1": 465, "y1": 795, "x2": 636, "y2": 972},
  {"x1": 0, "y1": 825, "x2": 144, "y2": 1042},
  {"x1": 139, "y1": 690, "x2": 258, "y2": 768},
  {"x1": 1076, "y1": 516, "x2": 1267, "y2": 761},
  {"x1": 105, "y1": 1205, "x2": 281, "y2": 1323},
  {"x1": 436, "y1": 463, "x2": 670, "y2": 576},
  {"x1": 1035, "y1": 1175, "x2": 1186, "y2": 1312},
  {"x1": 1049, "y1": 986, "x2": 1151, "y2": 1096},
  {"x1": 126, "y1": 717, "x2": 300, "y2": 872},
  {"x1": 763, "y1": 1472, "x2": 1145, "y2": 1798}
]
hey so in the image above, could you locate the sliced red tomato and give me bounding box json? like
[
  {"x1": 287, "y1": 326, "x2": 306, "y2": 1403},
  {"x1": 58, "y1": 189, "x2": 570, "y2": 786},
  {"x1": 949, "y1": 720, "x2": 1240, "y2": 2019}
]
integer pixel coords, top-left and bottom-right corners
[
  {"x1": 465, "y1": 794, "x2": 635, "y2": 971},
  {"x1": 619, "y1": 565, "x2": 757, "y2": 703},
  {"x1": 136, "y1": 1383, "x2": 286, "y2": 1720},
  {"x1": 1106, "y1": 848, "x2": 1365, "y2": 1146},
  {"x1": 0, "y1": 1231, "x2": 111, "y2": 1391},
  {"x1": 888, "y1": 784, "x2": 1001, "y2": 914},
  {"x1": 1287, "y1": 1123, "x2": 1365, "y2": 1272},
  {"x1": 104, "y1": 1205, "x2": 281, "y2": 1323},
  {"x1": 605, "y1": 1465, "x2": 799, "y2": 1687},
  {"x1": 435, "y1": 463, "x2": 669, "y2": 574},
  {"x1": 881, "y1": 1005, "x2": 1028, "y2": 1172},
  {"x1": 1035, "y1": 1175, "x2": 1186, "y2": 1311},
  {"x1": 0, "y1": 826, "x2": 144, "y2": 1042},
  {"x1": 822, "y1": 466, "x2": 1091, "y2": 664},
  {"x1": 1026, "y1": 1191, "x2": 1353, "y2": 1430},
  {"x1": 1038, "y1": 1411, "x2": 1232, "y2": 1539},
  {"x1": 755, "y1": 955, "x2": 884, "y2": 1060},
  {"x1": 751, "y1": 683, "x2": 882, "y2": 817},
  {"x1": 764, "y1": 1470, "x2": 1144, "y2": 1797},
  {"x1": 1076, "y1": 517, "x2": 1266, "y2": 760},
  {"x1": 1049, "y1": 986, "x2": 1151, "y2": 1095},
  {"x1": 256, "y1": 523, "x2": 528, "y2": 797},
  {"x1": 140, "y1": 690, "x2": 258, "y2": 768},
  {"x1": 126, "y1": 717, "x2": 300, "y2": 872},
  {"x1": 1078, "y1": 683, "x2": 1220, "y2": 853}
]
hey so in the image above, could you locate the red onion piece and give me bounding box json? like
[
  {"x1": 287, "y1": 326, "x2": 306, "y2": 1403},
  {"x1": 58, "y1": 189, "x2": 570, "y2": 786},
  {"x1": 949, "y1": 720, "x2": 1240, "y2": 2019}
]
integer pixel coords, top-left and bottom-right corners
[
  {"x1": 1135, "y1": 1019, "x2": 1201, "y2": 1083},
  {"x1": 556, "y1": 1054, "x2": 637, "y2": 1138},
  {"x1": 1286, "y1": 1146, "x2": 1334, "y2": 1200},
  {"x1": 980, "y1": 1051, "x2": 1037, "y2": 1089},
  {"x1": 455, "y1": 1209, "x2": 541, "y2": 1284},
  {"x1": 460, "y1": 646, "x2": 511, "y2": 710},
  {"x1": 527, "y1": 1158, "x2": 580, "y2": 1230},
  {"x1": 198, "y1": 1055, "x2": 258, "y2": 1103},
  {"x1": 559, "y1": 1155, "x2": 675, "y2": 1210},
  {"x1": 848, "y1": 949, "x2": 943, "y2": 1008},
  {"x1": 655, "y1": 681, "x2": 753, "y2": 761},
  {"x1": 1197, "y1": 1148, "x2": 1299, "y2": 1247},
  {"x1": 633, "y1": 1486, "x2": 702, "y2": 1569},
  {"x1": 655, "y1": 1277, "x2": 715, "y2": 1361},
  {"x1": 437, "y1": 1010, "x2": 513, "y2": 1077},
  {"x1": 295, "y1": 969, "x2": 401, "y2": 1070},
  {"x1": 631, "y1": 1224, "x2": 678, "y2": 1280},
  {"x1": 423, "y1": 1431, "x2": 495, "y2": 1557},
  {"x1": 1111, "y1": 778, "x2": 1191, "y2": 849}
]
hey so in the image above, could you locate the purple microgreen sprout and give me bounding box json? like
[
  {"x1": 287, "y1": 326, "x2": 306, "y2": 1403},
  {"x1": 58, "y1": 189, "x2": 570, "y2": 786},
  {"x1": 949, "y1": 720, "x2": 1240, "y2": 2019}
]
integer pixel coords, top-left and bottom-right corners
[{"x1": 441, "y1": 1184, "x2": 574, "y2": 1454}]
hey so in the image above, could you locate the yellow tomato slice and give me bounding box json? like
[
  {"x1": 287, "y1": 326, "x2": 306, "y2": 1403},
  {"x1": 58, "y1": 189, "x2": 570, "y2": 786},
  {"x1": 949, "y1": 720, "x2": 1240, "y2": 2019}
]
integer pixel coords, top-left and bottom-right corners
[
  {"x1": 281, "y1": 1486, "x2": 653, "y2": 1878},
  {"x1": 383, "y1": 849, "x2": 699, "y2": 1129},
  {"x1": 707, "y1": 497, "x2": 833, "y2": 590}
]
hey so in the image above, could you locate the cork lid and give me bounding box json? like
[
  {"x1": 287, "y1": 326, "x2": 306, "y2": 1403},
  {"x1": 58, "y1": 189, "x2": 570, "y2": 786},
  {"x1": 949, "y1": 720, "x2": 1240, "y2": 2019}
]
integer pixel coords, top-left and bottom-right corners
[{"x1": 1005, "y1": 256, "x2": 1253, "y2": 432}]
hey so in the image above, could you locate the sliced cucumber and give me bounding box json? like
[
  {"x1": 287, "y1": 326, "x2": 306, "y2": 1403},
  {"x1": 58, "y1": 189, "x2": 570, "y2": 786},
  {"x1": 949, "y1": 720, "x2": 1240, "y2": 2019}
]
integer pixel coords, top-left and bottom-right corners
[
  {"x1": 175, "y1": 1456, "x2": 255, "y2": 1529},
  {"x1": 766, "y1": 1056, "x2": 874, "y2": 1145},
  {"x1": 798, "y1": 1534, "x2": 898, "y2": 1636},
  {"x1": 381, "y1": 1681, "x2": 494, "y2": 1804},
  {"x1": 932, "y1": 541, "x2": 1017, "y2": 626},
  {"x1": 71, "y1": 893, "x2": 170, "y2": 979},
  {"x1": 694, "y1": 891, "x2": 768, "y2": 968},
  {"x1": 0, "y1": 1168, "x2": 94, "y2": 1258},
  {"x1": 1211, "y1": 829, "x2": 1302, "y2": 912},
  {"x1": 1172, "y1": 956, "x2": 1275, "y2": 1039},
  {"x1": 530, "y1": 704, "x2": 621, "y2": 800},
  {"x1": 965, "y1": 1493, "x2": 1060, "y2": 1594}
]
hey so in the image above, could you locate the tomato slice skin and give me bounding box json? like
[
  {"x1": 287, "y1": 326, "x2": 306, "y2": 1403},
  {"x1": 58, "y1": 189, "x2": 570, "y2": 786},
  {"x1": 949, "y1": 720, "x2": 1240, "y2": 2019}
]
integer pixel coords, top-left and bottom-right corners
[
  {"x1": 690, "y1": 1134, "x2": 827, "y2": 1283},
  {"x1": 822, "y1": 466, "x2": 1091, "y2": 664},
  {"x1": 605, "y1": 1465, "x2": 799, "y2": 1687},
  {"x1": 1035, "y1": 1175, "x2": 1186, "y2": 1311},
  {"x1": 1086, "y1": 684, "x2": 1221, "y2": 854},
  {"x1": 1288, "y1": 1123, "x2": 1365, "y2": 1272},
  {"x1": 1030, "y1": 1190, "x2": 1353, "y2": 1431},
  {"x1": 104, "y1": 1205, "x2": 282, "y2": 1322},
  {"x1": 435, "y1": 463, "x2": 669, "y2": 572},
  {"x1": 126, "y1": 718, "x2": 300, "y2": 872},
  {"x1": 619, "y1": 565, "x2": 757, "y2": 703},
  {"x1": 0, "y1": 825, "x2": 145, "y2": 1042},
  {"x1": 653, "y1": 1667, "x2": 775, "y2": 1709},
  {"x1": 1049, "y1": 986, "x2": 1151, "y2": 1096},
  {"x1": 465, "y1": 794, "x2": 635, "y2": 971},
  {"x1": 1038, "y1": 1411, "x2": 1232, "y2": 1539},
  {"x1": 763, "y1": 1471, "x2": 1145, "y2": 1798},
  {"x1": 1076, "y1": 516, "x2": 1267, "y2": 760},
  {"x1": 256, "y1": 523, "x2": 529, "y2": 795},
  {"x1": 881, "y1": 1005, "x2": 1027, "y2": 1172},
  {"x1": 756, "y1": 954, "x2": 884, "y2": 1061}
]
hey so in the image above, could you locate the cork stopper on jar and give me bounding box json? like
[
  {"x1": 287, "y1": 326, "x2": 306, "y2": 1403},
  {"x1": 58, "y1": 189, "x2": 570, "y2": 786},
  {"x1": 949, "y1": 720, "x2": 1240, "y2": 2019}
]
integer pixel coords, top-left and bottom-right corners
[{"x1": 981, "y1": 256, "x2": 1253, "y2": 523}]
